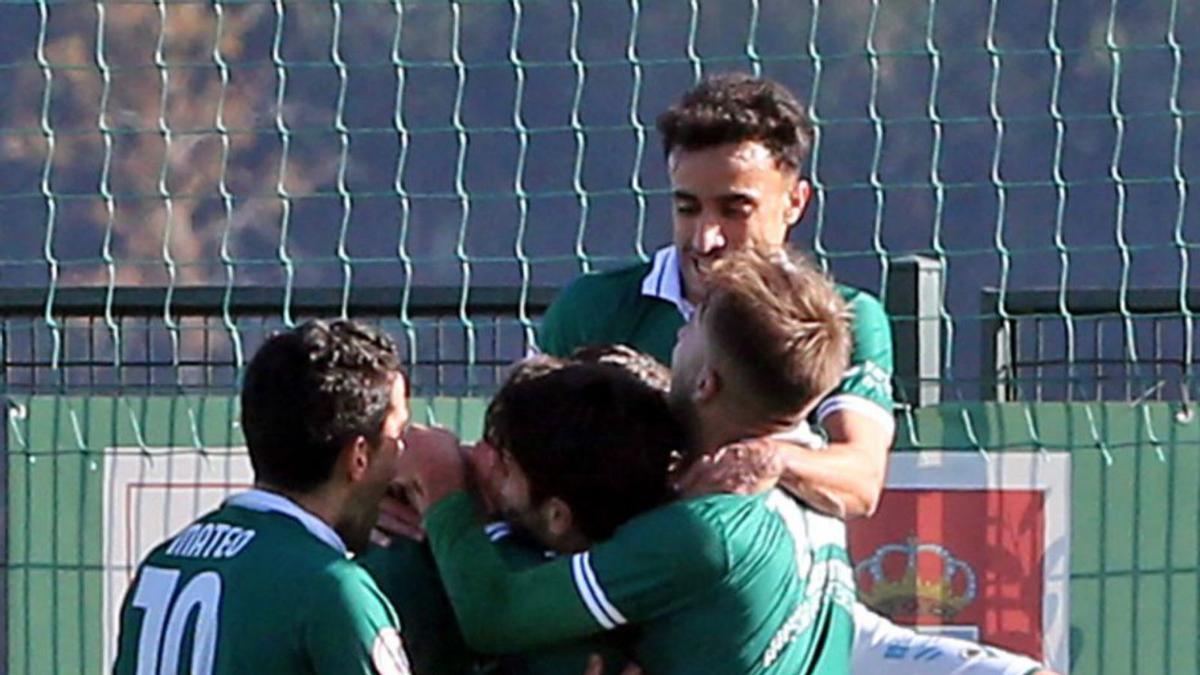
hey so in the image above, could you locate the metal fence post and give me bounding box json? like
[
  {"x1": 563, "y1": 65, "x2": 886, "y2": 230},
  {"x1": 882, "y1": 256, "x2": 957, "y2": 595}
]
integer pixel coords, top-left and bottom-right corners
[{"x1": 886, "y1": 256, "x2": 944, "y2": 408}]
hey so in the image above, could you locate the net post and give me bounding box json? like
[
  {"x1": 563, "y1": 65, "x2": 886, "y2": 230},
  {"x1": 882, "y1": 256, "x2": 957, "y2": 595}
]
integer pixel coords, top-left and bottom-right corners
[
  {"x1": 980, "y1": 288, "x2": 1012, "y2": 401},
  {"x1": 0, "y1": 398, "x2": 7, "y2": 669},
  {"x1": 886, "y1": 256, "x2": 943, "y2": 407}
]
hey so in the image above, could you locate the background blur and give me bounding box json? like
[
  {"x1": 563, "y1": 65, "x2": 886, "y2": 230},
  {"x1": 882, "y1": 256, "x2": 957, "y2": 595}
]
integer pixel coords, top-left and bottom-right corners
[
  {"x1": 2, "y1": 0, "x2": 1198, "y2": 398},
  {"x1": 1, "y1": 2, "x2": 1198, "y2": 674}
]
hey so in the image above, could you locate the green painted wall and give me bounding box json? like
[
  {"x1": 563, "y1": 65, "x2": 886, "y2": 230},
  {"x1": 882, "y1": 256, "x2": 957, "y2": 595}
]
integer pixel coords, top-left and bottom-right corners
[{"x1": 6, "y1": 397, "x2": 1199, "y2": 673}]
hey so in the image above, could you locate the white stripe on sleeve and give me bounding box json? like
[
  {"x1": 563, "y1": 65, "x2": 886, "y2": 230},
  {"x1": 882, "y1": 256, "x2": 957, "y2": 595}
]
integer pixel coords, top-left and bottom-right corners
[
  {"x1": 816, "y1": 394, "x2": 896, "y2": 433},
  {"x1": 570, "y1": 552, "x2": 627, "y2": 629},
  {"x1": 483, "y1": 522, "x2": 512, "y2": 542}
]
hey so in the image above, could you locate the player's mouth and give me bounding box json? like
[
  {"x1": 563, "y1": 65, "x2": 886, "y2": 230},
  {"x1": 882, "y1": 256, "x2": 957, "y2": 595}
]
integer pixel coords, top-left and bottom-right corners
[{"x1": 689, "y1": 254, "x2": 717, "y2": 280}]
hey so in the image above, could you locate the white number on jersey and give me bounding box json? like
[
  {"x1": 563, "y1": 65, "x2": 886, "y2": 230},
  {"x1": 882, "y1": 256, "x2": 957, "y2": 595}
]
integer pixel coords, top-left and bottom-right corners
[{"x1": 130, "y1": 566, "x2": 222, "y2": 675}]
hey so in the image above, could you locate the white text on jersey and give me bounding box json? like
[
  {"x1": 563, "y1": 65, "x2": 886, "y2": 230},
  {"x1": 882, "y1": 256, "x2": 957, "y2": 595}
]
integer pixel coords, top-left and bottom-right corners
[{"x1": 165, "y1": 522, "x2": 256, "y2": 559}]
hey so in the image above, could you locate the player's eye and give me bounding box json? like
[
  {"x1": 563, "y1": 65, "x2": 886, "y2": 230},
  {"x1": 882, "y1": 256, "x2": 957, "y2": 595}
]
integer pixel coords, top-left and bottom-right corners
[
  {"x1": 674, "y1": 201, "x2": 699, "y2": 216},
  {"x1": 722, "y1": 201, "x2": 753, "y2": 218}
]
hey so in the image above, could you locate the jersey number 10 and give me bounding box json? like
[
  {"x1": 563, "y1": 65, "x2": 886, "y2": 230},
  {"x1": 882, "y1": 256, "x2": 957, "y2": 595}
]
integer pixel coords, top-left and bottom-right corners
[{"x1": 130, "y1": 566, "x2": 223, "y2": 675}]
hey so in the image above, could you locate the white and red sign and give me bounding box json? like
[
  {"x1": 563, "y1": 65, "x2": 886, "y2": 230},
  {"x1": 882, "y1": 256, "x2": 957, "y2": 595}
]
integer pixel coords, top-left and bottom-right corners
[{"x1": 848, "y1": 451, "x2": 1071, "y2": 672}]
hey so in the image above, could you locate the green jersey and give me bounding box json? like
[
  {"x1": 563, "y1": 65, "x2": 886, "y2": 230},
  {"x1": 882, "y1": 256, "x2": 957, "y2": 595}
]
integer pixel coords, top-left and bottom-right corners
[
  {"x1": 359, "y1": 538, "x2": 474, "y2": 675},
  {"x1": 425, "y1": 491, "x2": 855, "y2": 675},
  {"x1": 538, "y1": 246, "x2": 895, "y2": 428},
  {"x1": 113, "y1": 489, "x2": 409, "y2": 675},
  {"x1": 361, "y1": 522, "x2": 628, "y2": 675}
]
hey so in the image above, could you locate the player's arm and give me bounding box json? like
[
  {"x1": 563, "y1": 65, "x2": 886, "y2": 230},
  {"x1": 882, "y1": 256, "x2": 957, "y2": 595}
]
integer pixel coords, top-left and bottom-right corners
[
  {"x1": 788, "y1": 291, "x2": 896, "y2": 518},
  {"x1": 424, "y1": 491, "x2": 724, "y2": 654},
  {"x1": 775, "y1": 408, "x2": 893, "y2": 518},
  {"x1": 677, "y1": 292, "x2": 895, "y2": 518},
  {"x1": 304, "y1": 567, "x2": 411, "y2": 674}
]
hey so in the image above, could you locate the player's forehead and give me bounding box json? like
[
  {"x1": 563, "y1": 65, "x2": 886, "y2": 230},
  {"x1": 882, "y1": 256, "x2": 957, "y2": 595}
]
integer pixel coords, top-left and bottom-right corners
[{"x1": 668, "y1": 141, "x2": 789, "y2": 194}]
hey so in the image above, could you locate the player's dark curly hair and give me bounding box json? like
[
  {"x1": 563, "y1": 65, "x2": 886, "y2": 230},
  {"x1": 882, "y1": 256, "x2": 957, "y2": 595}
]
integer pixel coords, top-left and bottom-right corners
[
  {"x1": 656, "y1": 72, "x2": 814, "y2": 174},
  {"x1": 241, "y1": 319, "x2": 402, "y2": 492},
  {"x1": 484, "y1": 356, "x2": 683, "y2": 541},
  {"x1": 568, "y1": 343, "x2": 671, "y2": 394}
]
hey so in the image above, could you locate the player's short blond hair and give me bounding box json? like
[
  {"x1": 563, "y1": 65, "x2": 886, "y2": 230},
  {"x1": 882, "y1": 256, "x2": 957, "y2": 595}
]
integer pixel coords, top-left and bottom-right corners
[{"x1": 702, "y1": 247, "x2": 852, "y2": 420}]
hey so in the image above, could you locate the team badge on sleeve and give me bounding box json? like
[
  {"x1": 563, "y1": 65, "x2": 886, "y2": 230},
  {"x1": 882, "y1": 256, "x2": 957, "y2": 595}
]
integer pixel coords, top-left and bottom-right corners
[{"x1": 371, "y1": 627, "x2": 411, "y2": 675}]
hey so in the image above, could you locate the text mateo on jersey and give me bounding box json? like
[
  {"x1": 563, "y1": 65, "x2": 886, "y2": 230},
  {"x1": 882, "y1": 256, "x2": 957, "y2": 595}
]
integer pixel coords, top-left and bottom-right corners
[{"x1": 165, "y1": 522, "x2": 256, "y2": 559}]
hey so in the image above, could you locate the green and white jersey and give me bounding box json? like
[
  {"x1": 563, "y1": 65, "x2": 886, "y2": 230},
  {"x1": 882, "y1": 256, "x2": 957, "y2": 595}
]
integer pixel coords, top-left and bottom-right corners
[
  {"x1": 425, "y1": 490, "x2": 855, "y2": 675},
  {"x1": 538, "y1": 245, "x2": 896, "y2": 432},
  {"x1": 361, "y1": 522, "x2": 629, "y2": 675},
  {"x1": 113, "y1": 489, "x2": 409, "y2": 675},
  {"x1": 359, "y1": 537, "x2": 474, "y2": 675}
]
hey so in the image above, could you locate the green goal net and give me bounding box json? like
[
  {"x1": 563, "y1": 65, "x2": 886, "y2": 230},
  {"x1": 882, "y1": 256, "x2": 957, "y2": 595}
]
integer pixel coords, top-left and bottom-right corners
[{"x1": 0, "y1": 1, "x2": 1197, "y2": 673}]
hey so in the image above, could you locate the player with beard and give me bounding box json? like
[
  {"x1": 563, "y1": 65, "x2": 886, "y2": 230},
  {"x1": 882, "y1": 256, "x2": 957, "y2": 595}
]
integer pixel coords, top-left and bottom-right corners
[
  {"x1": 114, "y1": 320, "x2": 411, "y2": 674},
  {"x1": 536, "y1": 73, "x2": 1052, "y2": 675},
  {"x1": 396, "y1": 248, "x2": 857, "y2": 674}
]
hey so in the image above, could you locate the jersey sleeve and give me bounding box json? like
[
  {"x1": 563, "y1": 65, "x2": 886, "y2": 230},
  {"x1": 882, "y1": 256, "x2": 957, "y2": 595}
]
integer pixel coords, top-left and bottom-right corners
[
  {"x1": 424, "y1": 492, "x2": 726, "y2": 654},
  {"x1": 815, "y1": 289, "x2": 896, "y2": 431},
  {"x1": 304, "y1": 564, "x2": 411, "y2": 675}
]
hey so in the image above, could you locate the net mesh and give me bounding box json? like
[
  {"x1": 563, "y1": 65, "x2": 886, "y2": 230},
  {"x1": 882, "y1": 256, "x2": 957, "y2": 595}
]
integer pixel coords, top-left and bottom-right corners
[
  {"x1": 0, "y1": 0, "x2": 1195, "y2": 400},
  {"x1": 1, "y1": 1, "x2": 1199, "y2": 673}
]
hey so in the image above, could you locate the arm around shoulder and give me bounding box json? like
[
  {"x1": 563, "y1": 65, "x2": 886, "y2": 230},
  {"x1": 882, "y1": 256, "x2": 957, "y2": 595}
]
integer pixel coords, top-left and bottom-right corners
[
  {"x1": 777, "y1": 289, "x2": 896, "y2": 519},
  {"x1": 424, "y1": 492, "x2": 601, "y2": 653},
  {"x1": 425, "y1": 495, "x2": 727, "y2": 652}
]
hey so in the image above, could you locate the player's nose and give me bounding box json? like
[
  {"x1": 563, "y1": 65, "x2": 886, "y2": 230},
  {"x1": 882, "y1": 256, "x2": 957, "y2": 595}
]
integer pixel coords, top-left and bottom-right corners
[{"x1": 692, "y1": 221, "x2": 727, "y2": 255}]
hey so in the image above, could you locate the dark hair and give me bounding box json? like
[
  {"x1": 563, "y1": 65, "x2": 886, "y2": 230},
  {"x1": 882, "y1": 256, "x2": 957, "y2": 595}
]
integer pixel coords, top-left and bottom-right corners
[
  {"x1": 568, "y1": 343, "x2": 671, "y2": 393},
  {"x1": 656, "y1": 72, "x2": 814, "y2": 173},
  {"x1": 241, "y1": 319, "x2": 402, "y2": 492},
  {"x1": 704, "y1": 247, "x2": 851, "y2": 420},
  {"x1": 483, "y1": 361, "x2": 682, "y2": 541},
  {"x1": 503, "y1": 354, "x2": 567, "y2": 386}
]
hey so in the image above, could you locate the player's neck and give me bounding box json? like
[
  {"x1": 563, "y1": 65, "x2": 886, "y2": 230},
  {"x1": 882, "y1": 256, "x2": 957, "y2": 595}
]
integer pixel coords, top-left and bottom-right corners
[
  {"x1": 254, "y1": 482, "x2": 344, "y2": 533},
  {"x1": 695, "y1": 408, "x2": 759, "y2": 454},
  {"x1": 697, "y1": 407, "x2": 800, "y2": 453}
]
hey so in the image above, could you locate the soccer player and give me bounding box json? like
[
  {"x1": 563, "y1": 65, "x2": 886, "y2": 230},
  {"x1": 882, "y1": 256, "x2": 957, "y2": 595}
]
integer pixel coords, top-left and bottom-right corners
[
  {"x1": 361, "y1": 349, "x2": 663, "y2": 675},
  {"x1": 113, "y1": 320, "x2": 412, "y2": 674},
  {"x1": 538, "y1": 72, "x2": 894, "y2": 521},
  {"x1": 536, "y1": 73, "x2": 1053, "y2": 675},
  {"x1": 397, "y1": 248, "x2": 858, "y2": 674}
]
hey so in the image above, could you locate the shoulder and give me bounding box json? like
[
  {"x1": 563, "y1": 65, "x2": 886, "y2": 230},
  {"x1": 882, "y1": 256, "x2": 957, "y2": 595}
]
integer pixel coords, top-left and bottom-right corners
[
  {"x1": 836, "y1": 284, "x2": 889, "y2": 329},
  {"x1": 309, "y1": 557, "x2": 397, "y2": 619},
  {"x1": 322, "y1": 557, "x2": 388, "y2": 597},
  {"x1": 615, "y1": 497, "x2": 736, "y2": 568},
  {"x1": 551, "y1": 262, "x2": 652, "y2": 310},
  {"x1": 835, "y1": 284, "x2": 893, "y2": 362},
  {"x1": 539, "y1": 261, "x2": 657, "y2": 355}
]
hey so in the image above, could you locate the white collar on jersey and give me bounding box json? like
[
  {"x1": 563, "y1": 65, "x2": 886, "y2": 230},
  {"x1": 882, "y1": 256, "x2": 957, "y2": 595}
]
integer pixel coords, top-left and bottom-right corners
[
  {"x1": 640, "y1": 245, "x2": 696, "y2": 321},
  {"x1": 225, "y1": 489, "x2": 348, "y2": 556}
]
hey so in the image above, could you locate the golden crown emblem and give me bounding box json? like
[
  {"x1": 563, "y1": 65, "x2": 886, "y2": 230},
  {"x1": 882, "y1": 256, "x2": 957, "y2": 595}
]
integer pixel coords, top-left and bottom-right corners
[{"x1": 854, "y1": 536, "x2": 977, "y2": 619}]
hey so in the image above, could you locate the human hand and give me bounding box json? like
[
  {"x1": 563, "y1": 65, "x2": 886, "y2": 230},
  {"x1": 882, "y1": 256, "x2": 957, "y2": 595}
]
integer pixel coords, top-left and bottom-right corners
[
  {"x1": 673, "y1": 437, "x2": 784, "y2": 497},
  {"x1": 371, "y1": 487, "x2": 425, "y2": 547}
]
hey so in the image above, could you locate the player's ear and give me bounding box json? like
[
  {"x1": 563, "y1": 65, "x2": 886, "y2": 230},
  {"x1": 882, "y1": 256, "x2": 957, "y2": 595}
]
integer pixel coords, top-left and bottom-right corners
[
  {"x1": 785, "y1": 177, "x2": 811, "y2": 227},
  {"x1": 543, "y1": 497, "x2": 574, "y2": 538},
  {"x1": 344, "y1": 435, "x2": 371, "y2": 483},
  {"x1": 694, "y1": 366, "x2": 721, "y2": 405}
]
